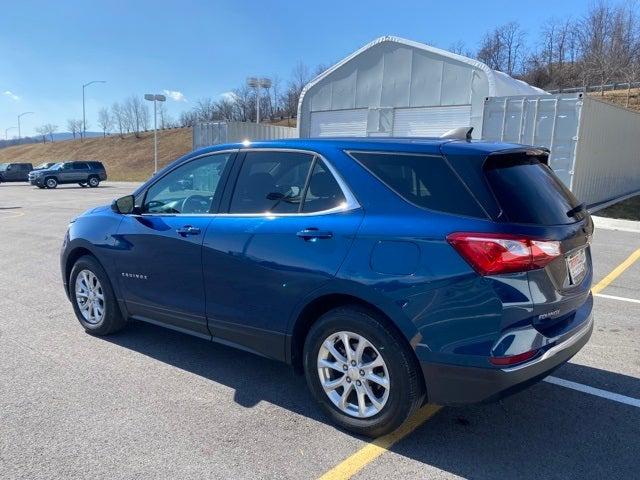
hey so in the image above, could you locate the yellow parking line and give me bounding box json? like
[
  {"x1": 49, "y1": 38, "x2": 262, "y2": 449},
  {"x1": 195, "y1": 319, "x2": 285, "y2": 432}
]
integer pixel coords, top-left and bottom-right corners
[
  {"x1": 319, "y1": 404, "x2": 441, "y2": 480},
  {"x1": 592, "y1": 247, "x2": 640, "y2": 294}
]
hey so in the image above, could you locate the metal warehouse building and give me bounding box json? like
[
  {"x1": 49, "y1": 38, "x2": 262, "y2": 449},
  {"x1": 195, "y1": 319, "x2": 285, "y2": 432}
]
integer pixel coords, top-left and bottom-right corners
[{"x1": 297, "y1": 36, "x2": 545, "y2": 139}]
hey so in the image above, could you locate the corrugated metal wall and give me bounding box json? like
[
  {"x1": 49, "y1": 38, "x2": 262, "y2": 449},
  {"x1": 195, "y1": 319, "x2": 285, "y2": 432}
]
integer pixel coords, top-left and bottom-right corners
[
  {"x1": 572, "y1": 97, "x2": 640, "y2": 207},
  {"x1": 193, "y1": 122, "x2": 296, "y2": 149},
  {"x1": 482, "y1": 93, "x2": 640, "y2": 208},
  {"x1": 483, "y1": 94, "x2": 581, "y2": 189}
]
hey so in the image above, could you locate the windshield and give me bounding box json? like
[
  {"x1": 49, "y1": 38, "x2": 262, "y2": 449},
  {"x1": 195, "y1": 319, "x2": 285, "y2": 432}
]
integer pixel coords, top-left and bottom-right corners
[
  {"x1": 0, "y1": 164, "x2": 7, "y2": 171},
  {"x1": 36, "y1": 162, "x2": 52, "y2": 169},
  {"x1": 51, "y1": 163, "x2": 63, "y2": 170}
]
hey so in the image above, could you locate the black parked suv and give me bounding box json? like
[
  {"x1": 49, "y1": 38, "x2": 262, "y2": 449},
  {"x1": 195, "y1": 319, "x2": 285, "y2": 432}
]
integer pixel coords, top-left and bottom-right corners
[
  {"x1": 29, "y1": 161, "x2": 107, "y2": 189},
  {"x1": 0, "y1": 163, "x2": 34, "y2": 183}
]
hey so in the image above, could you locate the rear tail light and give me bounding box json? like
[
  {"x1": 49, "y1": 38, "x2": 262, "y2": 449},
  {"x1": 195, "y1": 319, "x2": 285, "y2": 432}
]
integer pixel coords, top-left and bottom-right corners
[{"x1": 447, "y1": 232, "x2": 561, "y2": 275}]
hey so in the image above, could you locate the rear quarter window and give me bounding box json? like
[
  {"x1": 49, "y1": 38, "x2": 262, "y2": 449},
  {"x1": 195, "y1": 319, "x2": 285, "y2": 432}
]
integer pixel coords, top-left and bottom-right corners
[{"x1": 349, "y1": 151, "x2": 486, "y2": 218}]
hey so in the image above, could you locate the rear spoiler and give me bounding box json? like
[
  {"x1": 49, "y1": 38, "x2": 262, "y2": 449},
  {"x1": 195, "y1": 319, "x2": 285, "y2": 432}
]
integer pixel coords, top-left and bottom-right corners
[{"x1": 486, "y1": 147, "x2": 550, "y2": 166}]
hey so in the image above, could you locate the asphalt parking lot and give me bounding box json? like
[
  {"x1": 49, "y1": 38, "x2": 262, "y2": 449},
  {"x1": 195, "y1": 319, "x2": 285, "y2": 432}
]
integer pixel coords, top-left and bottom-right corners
[{"x1": 1, "y1": 181, "x2": 639, "y2": 480}]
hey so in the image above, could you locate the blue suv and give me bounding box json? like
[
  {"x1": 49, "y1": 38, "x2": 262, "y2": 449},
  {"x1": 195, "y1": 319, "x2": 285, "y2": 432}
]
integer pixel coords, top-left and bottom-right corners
[{"x1": 61, "y1": 138, "x2": 593, "y2": 437}]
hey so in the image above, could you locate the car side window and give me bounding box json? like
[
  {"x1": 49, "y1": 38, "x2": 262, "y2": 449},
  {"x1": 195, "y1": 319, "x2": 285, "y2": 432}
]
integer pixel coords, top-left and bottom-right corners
[
  {"x1": 229, "y1": 151, "x2": 315, "y2": 214},
  {"x1": 143, "y1": 153, "x2": 231, "y2": 214},
  {"x1": 301, "y1": 160, "x2": 346, "y2": 213},
  {"x1": 75, "y1": 162, "x2": 90, "y2": 170}
]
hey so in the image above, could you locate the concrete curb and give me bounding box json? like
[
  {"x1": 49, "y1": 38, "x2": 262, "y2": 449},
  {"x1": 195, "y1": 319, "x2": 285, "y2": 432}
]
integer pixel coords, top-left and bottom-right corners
[{"x1": 592, "y1": 216, "x2": 640, "y2": 233}]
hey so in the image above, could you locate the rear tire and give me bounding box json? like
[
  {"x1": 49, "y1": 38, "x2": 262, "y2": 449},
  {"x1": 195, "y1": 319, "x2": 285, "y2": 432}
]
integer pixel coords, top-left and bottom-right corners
[
  {"x1": 69, "y1": 255, "x2": 127, "y2": 335},
  {"x1": 78, "y1": 182, "x2": 87, "y2": 187},
  {"x1": 45, "y1": 177, "x2": 58, "y2": 189},
  {"x1": 88, "y1": 176, "x2": 100, "y2": 188},
  {"x1": 303, "y1": 306, "x2": 423, "y2": 437}
]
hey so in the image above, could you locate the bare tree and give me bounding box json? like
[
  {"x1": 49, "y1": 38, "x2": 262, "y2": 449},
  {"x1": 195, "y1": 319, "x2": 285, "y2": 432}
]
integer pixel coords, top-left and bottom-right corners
[
  {"x1": 35, "y1": 126, "x2": 47, "y2": 143},
  {"x1": 477, "y1": 22, "x2": 525, "y2": 75},
  {"x1": 111, "y1": 102, "x2": 126, "y2": 137},
  {"x1": 97, "y1": 108, "x2": 113, "y2": 137},
  {"x1": 43, "y1": 124, "x2": 58, "y2": 142},
  {"x1": 67, "y1": 119, "x2": 83, "y2": 139},
  {"x1": 121, "y1": 96, "x2": 149, "y2": 137}
]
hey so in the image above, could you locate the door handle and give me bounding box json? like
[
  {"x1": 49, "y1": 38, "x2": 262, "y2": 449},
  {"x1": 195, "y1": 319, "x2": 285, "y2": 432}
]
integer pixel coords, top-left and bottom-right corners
[
  {"x1": 296, "y1": 228, "x2": 333, "y2": 241},
  {"x1": 176, "y1": 225, "x2": 201, "y2": 237}
]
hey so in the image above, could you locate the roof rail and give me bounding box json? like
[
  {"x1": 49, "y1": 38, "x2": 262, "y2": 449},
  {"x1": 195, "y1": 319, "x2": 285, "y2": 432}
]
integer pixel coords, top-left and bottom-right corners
[{"x1": 440, "y1": 126, "x2": 473, "y2": 141}]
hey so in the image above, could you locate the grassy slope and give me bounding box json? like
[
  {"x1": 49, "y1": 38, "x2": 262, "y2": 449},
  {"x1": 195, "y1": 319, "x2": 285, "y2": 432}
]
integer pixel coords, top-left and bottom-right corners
[{"x1": 0, "y1": 128, "x2": 192, "y2": 181}]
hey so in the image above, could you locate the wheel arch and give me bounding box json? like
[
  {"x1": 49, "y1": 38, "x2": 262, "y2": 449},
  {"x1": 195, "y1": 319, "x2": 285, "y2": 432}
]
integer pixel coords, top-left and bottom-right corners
[{"x1": 287, "y1": 291, "x2": 421, "y2": 376}]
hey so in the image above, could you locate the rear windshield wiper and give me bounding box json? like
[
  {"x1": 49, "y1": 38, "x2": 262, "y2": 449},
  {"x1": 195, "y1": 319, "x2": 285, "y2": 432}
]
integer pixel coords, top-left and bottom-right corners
[{"x1": 566, "y1": 202, "x2": 585, "y2": 218}]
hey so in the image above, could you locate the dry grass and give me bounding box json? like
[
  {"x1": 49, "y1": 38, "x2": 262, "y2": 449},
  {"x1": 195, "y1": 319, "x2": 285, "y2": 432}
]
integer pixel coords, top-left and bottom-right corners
[
  {"x1": 596, "y1": 194, "x2": 640, "y2": 220},
  {"x1": 588, "y1": 87, "x2": 640, "y2": 111},
  {"x1": 0, "y1": 128, "x2": 192, "y2": 181}
]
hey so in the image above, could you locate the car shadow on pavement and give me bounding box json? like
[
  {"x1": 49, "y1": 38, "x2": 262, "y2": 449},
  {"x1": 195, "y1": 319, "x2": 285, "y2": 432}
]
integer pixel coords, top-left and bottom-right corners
[
  {"x1": 104, "y1": 321, "x2": 326, "y2": 421},
  {"x1": 104, "y1": 321, "x2": 640, "y2": 479}
]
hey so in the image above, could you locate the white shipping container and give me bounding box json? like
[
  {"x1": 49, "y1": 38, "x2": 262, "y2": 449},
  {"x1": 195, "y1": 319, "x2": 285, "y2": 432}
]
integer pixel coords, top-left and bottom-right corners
[{"x1": 482, "y1": 93, "x2": 640, "y2": 209}]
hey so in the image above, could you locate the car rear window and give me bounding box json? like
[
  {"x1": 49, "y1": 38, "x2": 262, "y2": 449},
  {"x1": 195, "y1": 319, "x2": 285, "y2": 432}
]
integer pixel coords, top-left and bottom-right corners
[
  {"x1": 484, "y1": 153, "x2": 583, "y2": 225},
  {"x1": 350, "y1": 151, "x2": 485, "y2": 218}
]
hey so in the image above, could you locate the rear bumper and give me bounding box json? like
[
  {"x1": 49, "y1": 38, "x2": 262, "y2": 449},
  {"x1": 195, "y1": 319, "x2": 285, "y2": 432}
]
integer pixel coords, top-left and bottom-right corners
[{"x1": 420, "y1": 311, "x2": 593, "y2": 405}]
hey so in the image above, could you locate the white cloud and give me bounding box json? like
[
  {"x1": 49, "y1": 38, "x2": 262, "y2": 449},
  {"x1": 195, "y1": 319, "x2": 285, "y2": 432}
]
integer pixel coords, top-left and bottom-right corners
[
  {"x1": 220, "y1": 91, "x2": 237, "y2": 102},
  {"x1": 3, "y1": 90, "x2": 20, "y2": 101},
  {"x1": 163, "y1": 89, "x2": 186, "y2": 102}
]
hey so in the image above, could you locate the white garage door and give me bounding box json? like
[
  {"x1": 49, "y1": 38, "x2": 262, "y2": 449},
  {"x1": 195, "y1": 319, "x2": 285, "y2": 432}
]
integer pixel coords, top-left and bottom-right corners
[
  {"x1": 310, "y1": 109, "x2": 368, "y2": 137},
  {"x1": 392, "y1": 105, "x2": 472, "y2": 137}
]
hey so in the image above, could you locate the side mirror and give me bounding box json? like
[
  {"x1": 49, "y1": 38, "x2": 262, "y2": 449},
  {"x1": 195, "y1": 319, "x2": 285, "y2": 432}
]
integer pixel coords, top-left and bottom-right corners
[{"x1": 111, "y1": 195, "x2": 136, "y2": 214}]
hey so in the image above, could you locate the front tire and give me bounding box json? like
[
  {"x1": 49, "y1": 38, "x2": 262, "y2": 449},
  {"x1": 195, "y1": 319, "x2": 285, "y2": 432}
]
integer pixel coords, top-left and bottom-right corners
[
  {"x1": 303, "y1": 306, "x2": 423, "y2": 437},
  {"x1": 45, "y1": 177, "x2": 58, "y2": 189},
  {"x1": 88, "y1": 176, "x2": 100, "y2": 188},
  {"x1": 69, "y1": 255, "x2": 126, "y2": 335}
]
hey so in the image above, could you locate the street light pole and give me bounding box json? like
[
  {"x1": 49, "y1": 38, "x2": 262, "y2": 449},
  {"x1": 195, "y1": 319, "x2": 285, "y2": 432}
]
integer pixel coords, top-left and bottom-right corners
[
  {"x1": 144, "y1": 94, "x2": 166, "y2": 174},
  {"x1": 5, "y1": 126, "x2": 17, "y2": 140},
  {"x1": 17, "y1": 112, "x2": 34, "y2": 140},
  {"x1": 247, "y1": 77, "x2": 272, "y2": 124},
  {"x1": 82, "y1": 80, "x2": 106, "y2": 140}
]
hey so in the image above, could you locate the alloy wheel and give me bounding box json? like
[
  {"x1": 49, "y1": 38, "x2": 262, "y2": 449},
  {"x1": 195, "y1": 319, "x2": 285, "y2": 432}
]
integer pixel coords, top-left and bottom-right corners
[
  {"x1": 317, "y1": 331, "x2": 390, "y2": 418},
  {"x1": 75, "y1": 269, "x2": 105, "y2": 324}
]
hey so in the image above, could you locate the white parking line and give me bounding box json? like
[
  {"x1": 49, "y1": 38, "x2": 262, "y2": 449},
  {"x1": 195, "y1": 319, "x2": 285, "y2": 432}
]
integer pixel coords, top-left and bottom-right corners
[
  {"x1": 544, "y1": 376, "x2": 640, "y2": 408},
  {"x1": 594, "y1": 293, "x2": 640, "y2": 304}
]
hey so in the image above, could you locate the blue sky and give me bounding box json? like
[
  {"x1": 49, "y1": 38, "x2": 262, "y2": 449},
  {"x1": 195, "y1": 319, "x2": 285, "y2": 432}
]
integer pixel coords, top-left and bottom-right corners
[{"x1": 1, "y1": 0, "x2": 591, "y2": 137}]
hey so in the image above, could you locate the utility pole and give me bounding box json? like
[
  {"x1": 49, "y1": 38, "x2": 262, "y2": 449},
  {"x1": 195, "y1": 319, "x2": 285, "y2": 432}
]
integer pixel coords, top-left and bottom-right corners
[
  {"x1": 5, "y1": 126, "x2": 17, "y2": 140},
  {"x1": 82, "y1": 80, "x2": 106, "y2": 140},
  {"x1": 17, "y1": 112, "x2": 34, "y2": 140},
  {"x1": 144, "y1": 94, "x2": 167, "y2": 173}
]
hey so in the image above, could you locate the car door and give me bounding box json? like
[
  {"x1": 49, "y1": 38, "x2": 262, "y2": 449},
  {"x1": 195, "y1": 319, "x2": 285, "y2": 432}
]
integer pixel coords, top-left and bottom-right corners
[
  {"x1": 5, "y1": 164, "x2": 18, "y2": 180},
  {"x1": 114, "y1": 151, "x2": 235, "y2": 337},
  {"x1": 203, "y1": 149, "x2": 363, "y2": 360},
  {"x1": 59, "y1": 163, "x2": 76, "y2": 183},
  {"x1": 72, "y1": 162, "x2": 90, "y2": 182}
]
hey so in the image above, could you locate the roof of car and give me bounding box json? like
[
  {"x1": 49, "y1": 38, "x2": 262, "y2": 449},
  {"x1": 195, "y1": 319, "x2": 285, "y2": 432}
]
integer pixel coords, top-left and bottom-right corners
[{"x1": 191, "y1": 137, "x2": 534, "y2": 158}]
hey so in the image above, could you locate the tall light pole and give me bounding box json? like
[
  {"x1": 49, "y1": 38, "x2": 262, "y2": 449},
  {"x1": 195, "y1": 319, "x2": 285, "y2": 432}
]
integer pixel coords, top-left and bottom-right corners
[
  {"x1": 247, "y1": 77, "x2": 272, "y2": 124},
  {"x1": 17, "y1": 112, "x2": 34, "y2": 140},
  {"x1": 144, "y1": 94, "x2": 166, "y2": 174},
  {"x1": 5, "y1": 126, "x2": 17, "y2": 140},
  {"x1": 82, "y1": 80, "x2": 106, "y2": 140}
]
